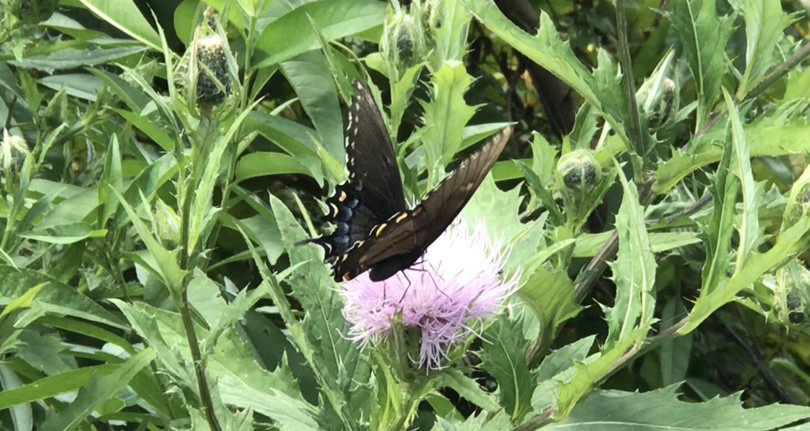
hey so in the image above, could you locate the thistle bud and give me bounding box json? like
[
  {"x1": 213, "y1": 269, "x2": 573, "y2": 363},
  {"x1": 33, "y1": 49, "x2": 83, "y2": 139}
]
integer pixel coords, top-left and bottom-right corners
[
  {"x1": 8, "y1": 0, "x2": 59, "y2": 24},
  {"x1": 194, "y1": 34, "x2": 231, "y2": 109},
  {"x1": 557, "y1": 149, "x2": 601, "y2": 191},
  {"x1": 175, "y1": 8, "x2": 236, "y2": 118},
  {"x1": 788, "y1": 290, "x2": 804, "y2": 324},
  {"x1": 381, "y1": 9, "x2": 426, "y2": 79},
  {"x1": 1, "y1": 129, "x2": 30, "y2": 173}
]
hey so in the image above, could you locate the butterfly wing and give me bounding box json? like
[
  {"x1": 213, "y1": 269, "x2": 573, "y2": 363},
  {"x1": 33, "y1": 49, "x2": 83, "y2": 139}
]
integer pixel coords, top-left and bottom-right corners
[
  {"x1": 307, "y1": 79, "x2": 407, "y2": 265},
  {"x1": 345, "y1": 79, "x2": 406, "y2": 219},
  {"x1": 332, "y1": 126, "x2": 513, "y2": 282}
]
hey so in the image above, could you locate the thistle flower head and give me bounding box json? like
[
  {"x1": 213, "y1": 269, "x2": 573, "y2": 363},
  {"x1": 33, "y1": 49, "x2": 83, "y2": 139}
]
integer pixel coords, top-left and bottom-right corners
[{"x1": 340, "y1": 220, "x2": 517, "y2": 370}]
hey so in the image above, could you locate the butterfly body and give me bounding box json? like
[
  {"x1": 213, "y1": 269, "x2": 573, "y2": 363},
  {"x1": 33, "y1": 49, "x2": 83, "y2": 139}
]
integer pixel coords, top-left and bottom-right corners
[{"x1": 309, "y1": 79, "x2": 512, "y2": 282}]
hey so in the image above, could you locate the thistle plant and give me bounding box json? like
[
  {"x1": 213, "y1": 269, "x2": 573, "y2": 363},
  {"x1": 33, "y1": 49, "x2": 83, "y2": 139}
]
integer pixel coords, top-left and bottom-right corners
[
  {"x1": 4, "y1": 1, "x2": 810, "y2": 431},
  {"x1": 341, "y1": 220, "x2": 518, "y2": 370}
]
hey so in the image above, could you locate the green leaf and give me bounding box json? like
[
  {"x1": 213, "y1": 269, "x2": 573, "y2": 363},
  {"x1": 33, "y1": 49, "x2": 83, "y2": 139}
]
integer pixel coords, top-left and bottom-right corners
[
  {"x1": 113, "y1": 109, "x2": 175, "y2": 152},
  {"x1": 680, "y1": 214, "x2": 810, "y2": 334},
  {"x1": 0, "y1": 363, "x2": 32, "y2": 431},
  {"x1": 218, "y1": 376, "x2": 319, "y2": 431},
  {"x1": 549, "y1": 384, "x2": 810, "y2": 430},
  {"x1": 9, "y1": 46, "x2": 147, "y2": 73},
  {"x1": 38, "y1": 73, "x2": 103, "y2": 101},
  {"x1": 244, "y1": 112, "x2": 325, "y2": 183},
  {"x1": 254, "y1": 0, "x2": 386, "y2": 68},
  {"x1": 40, "y1": 348, "x2": 155, "y2": 431},
  {"x1": 434, "y1": 370, "x2": 499, "y2": 412},
  {"x1": 723, "y1": 88, "x2": 763, "y2": 272},
  {"x1": 90, "y1": 69, "x2": 150, "y2": 111},
  {"x1": 700, "y1": 124, "x2": 737, "y2": 296},
  {"x1": 110, "y1": 189, "x2": 186, "y2": 290},
  {"x1": 235, "y1": 152, "x2": 314, "y2": 182},
  {"x1": 0, "y1": 364, "x2": 116, "y2": 410},
  {"x1": 668, "y1": 0, "x2": 734, "y2": 130},
  {"x1": 421, "y1": 61, "x2": 478, "y2": 185},
  {"x1": 77, "y1": 0, "x2": 162, "y2": 50},
  {"x1": 735, "y1": 0, "x2": 795, "y2": 98},
  {"x1": 479, "y1": 316, "x2": 536, "y2": 423},
  {"x1": 659, "y1": 299, "x2": 692, "y2": 386},
  {"x1": 653, "y1": 120, "x2": 810, "y2": 194},
  {"x1": 518, "y1": 266, "x2": 581, "y2": 354},
  {"x1": 532, "y1": 336, "x2": 596, "y2": 412},
  {"x1": 280, "y1": 51, "x2": 343, "y2": 160},
  {"x1": 269, "y1": 194, "x2": 371, "y2": 427},
  {"x1": 98, "y1": 134, "x2": 123, "y2": 226},
  {"x1": 604, "y1": 164, "x2": 656, "y2": 348},
  {"x1": 19, "y1": 223, "x2": 106, "y2": 244},
  {"x1": 0, "y1": 266, "x2": 126, "y2": 328},
  {"x1": 0, "y1": 283, "x2": 46, "y2": 319}
]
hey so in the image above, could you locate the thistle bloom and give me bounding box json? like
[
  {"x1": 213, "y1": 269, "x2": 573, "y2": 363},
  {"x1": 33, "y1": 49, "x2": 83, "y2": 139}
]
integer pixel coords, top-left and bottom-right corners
[{"x1": 340, "y1": 220, "x2": 518, "y2": 369}]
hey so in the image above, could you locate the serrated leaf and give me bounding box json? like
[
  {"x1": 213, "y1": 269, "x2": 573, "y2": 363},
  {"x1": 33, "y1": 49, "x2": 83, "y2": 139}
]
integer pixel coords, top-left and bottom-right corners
[
  {"x1": 218, "y1": 376, "x2": 319, "y2": 431},
  {"x1": 700, "y1": 127, "x2": 737, "y2": 296},
  {"x1": 654, "y1": 122, "x2": 810, "y2": 193},
  {"x1": 421, "y1": 62, "x2": 478, "y2": 185},
  {"x1": 268, "y1": 194, "x2": 371, "y2": 427},
  {"x1": 668, "y1": 0, "x2": 734, "y2": 130},
  {"x1": 680, "y1": 214, "x2": 810, "y2": 334},
  {"x1": 532, "y1": 336, "x2": 597, "y2": 412},
  {"x1": 479, "y1": 316, "x2": 536, "y2": 423},
  {"x1": 549, "y1": 384, "x2": 810, "y2": 430},
  {"x1": 723, "y1": 89, "x2": 763, "y2": 272},
  {"x1": 604, "y1": 166, "x2": 656, "y2": 347}
]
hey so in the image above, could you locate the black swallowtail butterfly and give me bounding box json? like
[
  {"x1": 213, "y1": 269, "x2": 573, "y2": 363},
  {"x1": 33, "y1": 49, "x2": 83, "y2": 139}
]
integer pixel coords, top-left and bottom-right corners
[{"x1": 307, "y1": 79, "x2": 512, "y2": 282}]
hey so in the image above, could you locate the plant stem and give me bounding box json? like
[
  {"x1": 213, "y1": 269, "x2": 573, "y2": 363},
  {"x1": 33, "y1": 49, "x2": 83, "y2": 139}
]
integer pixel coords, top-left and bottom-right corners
[
  {"x1": 179, "y1": 288, "x2": 221, "y2": 431},
  {"x1": 176, "y1": 117, "x2": 221, "y2": 431},
  {"x1": 615, "y1": 0, "x2": 645, "y2": 177}
]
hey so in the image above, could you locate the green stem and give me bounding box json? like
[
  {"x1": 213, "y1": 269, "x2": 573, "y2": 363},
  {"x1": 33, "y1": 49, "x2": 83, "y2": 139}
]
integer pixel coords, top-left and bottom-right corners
[
  {"x1": 175, "y1": 117, "x2": 221, "y2": 431},
  {"x1": 615, "y1": 0, "x2": 644, "y2": 176}
]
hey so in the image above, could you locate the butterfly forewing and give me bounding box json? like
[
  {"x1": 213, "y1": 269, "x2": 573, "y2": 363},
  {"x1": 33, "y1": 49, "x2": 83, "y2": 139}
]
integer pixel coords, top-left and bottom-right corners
[
  {"x1": 333, "y1": 126, "x2": 513, "y2": 281},
  {"x1": 345, "y1": 80, "x2": 406, "y2": 219}
]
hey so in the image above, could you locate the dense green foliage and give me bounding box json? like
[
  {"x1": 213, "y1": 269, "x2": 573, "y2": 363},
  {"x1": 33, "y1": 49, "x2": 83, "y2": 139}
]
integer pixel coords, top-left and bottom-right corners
[{"x1": 3, "y1": 0, "x2": 810, "y2": 430}]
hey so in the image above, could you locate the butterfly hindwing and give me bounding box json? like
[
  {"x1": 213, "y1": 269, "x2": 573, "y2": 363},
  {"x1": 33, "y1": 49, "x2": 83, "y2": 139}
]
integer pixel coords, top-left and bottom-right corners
[
  {"x1": 309, "y1": 79, "x2": 406, "y2": 265},
  {"x1": 332, "y1": 126, "x2": 513, "y2": 281}
]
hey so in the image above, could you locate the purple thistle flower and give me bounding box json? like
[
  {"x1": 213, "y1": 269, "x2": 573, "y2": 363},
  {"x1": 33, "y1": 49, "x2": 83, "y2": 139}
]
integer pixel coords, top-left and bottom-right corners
[{"x1": 339, "y1": 220, "x2": 518, "y2": 370}]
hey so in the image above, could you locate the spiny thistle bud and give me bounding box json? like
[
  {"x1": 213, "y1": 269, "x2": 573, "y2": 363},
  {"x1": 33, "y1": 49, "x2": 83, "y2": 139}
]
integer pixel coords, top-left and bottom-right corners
[
  {"x1": 175, "y1": 8, "x2": 237, "y2": 118},
  {"x1": 8, "y1": 0, "x2": 58, "y2": 24},
  {"x1": 557, "y1": 149, "x2": 601, "y2": 191},
  {"x1": 194, "y1": 34, "x2": 231, "y2": 109},
  {"x1": 1, "y1": 129, "x2": 30, "y2": 173},
  {"x1": 381, "y1": 9, "x2": 426, "y2": 79}
]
